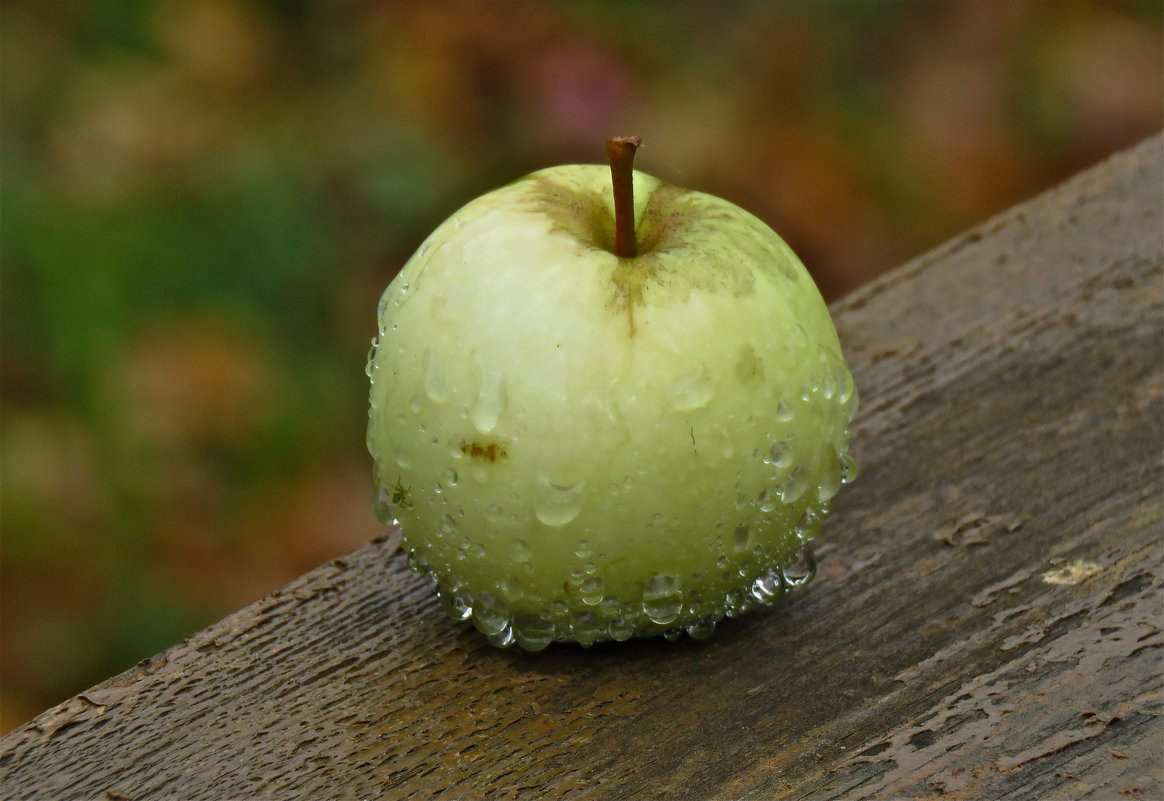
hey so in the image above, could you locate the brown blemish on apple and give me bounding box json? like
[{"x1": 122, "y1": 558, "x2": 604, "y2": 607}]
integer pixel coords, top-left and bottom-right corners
[
  {"x1": 461, "y1": 441, "x2": 508, "y2": 462},
  {"x1": 523, "y1": 175, "x2": 614, "y2": 251},
  {"x1": 735, "y1": 345, "x2": 764, "y2": 385},
  {"x1": 607, "y1": 185, "x2": 763, "y2": 333},
  {"x1": 610, "y1": 258, "x2": 655, "y2": 335},
  {"x1": 522, "y1": 171, "x2": 765, "y2": 336}
]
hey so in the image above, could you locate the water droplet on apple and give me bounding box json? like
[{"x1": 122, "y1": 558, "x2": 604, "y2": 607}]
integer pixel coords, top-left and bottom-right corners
[
  {"x1": 443, "y1": 467, "x2": 459, "y2": 487},
  {"x1": 821, "y1": 371, "x2": 837, "y2": 399},
  {"x1": 733, "y1": 523, "x2": 750, "y2": 552},
  {"x1": 839, "y1": 451, "x2": 860, "y2": 484},
  {"x1": 512, "y1": 613, "x2": 555, "y2": 651},
  {"x1": 816, "y1": 455, "x2": 841, "y2": 502},
  {"x1": 574, "y1": 540, "x2": 592, "y2": 558},
  {"x1": 438, "y1": 588, "x2": 472, "y2": 621},
  {"x1": 838, "y1": 372, "x2": 857, "y2": 408},
  {"x1": 486, "y1": 623, "x2": 515, "y2": 648},
  {"x1": 447, "y1": 435, "x2": 465, "y2": 458},
  {"x1": 608, "y1": 617, "x2": 635, "y2": 641},
  {"x1": 642, "y1": 574, "x2": 684, "y2": 624},
  {"x1": 578, "y1": 576, "x2": 605, "y2": 605},
  {"x1": 365, "y1": 338, "x2": 378, "y2": 379},
  {"x1": 423, "y1": 348, "x2": 448, "y2": 403},
  {"x1": 534, "y1": 476, "x2": 584, "y2": 527},
  {"x1": 468, "y1": 377, "x2": 506, "y2": 438},
  {"x1": 722, "y1": 586, "x2": 749, "y2": 616},
  {"x1": 775, "y1": 399, "x2": 794, "y2": 422},
  {"x1": 373, "y1": 486, "x2": 398, "y2": 525},
  {"x1": 394, "y1": 446, "x2": 411, "y2": 469},
  {"x1": 667, "y1": 365, "x2": 714, "y2": 411},
  {"x1": 780, "y1": 465, "x2": 808, "y2": 503},
  {"x1": 767, "y1": 440, "x2": 794, "y2": 468},
  {"x1": 782, "y1": 545, "x2": 817, "y2": 587},
  {"x1": 511, "y1": 538, "x2": 532, "y2": 563},
  {"x1": 571, "y1": 609, "x2": 603, "y2": 646},
  {"x1": 471, "y1": 592, "x2": 509, "y2": 636},
  {"x1": 795, "y1": 507, "x2": 822, "y2": 543},
  {"x1": 485, "y1": 504, "x2": 504, "y2": 523},
  {"x1": 685, "y1": 617, "x2": 717, "y2": 640},
  {"x1": 750, "y1": 569, "x2": 786, "y2": 603}
]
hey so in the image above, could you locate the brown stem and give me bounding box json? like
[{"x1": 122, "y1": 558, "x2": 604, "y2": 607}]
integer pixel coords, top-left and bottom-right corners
[{"x1": 606, "y1": 135, "x2": 642, "y2": 258}]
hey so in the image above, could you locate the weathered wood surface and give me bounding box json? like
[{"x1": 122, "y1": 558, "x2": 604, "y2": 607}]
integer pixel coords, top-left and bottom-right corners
[{"x1": 3, "y1": 135, "x2": 1162, "y2": 801}]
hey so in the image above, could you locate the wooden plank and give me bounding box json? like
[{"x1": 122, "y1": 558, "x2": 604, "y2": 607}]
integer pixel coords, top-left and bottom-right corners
[{"x1": 2, "y1": 134, "x2": 1161, "y2": 801}]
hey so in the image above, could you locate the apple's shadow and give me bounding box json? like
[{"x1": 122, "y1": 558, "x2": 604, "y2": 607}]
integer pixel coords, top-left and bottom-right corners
[{"x1": 468, "y1": 603, "x2": 778, "y2": 680}]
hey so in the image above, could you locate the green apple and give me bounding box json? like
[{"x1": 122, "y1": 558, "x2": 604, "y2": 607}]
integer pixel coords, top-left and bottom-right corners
[{"x1": 367, "y1": 137, "x2": 858, "y2": 650}]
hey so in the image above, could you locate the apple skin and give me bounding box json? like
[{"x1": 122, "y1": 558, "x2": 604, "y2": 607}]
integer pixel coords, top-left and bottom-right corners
[{"x1": 367, "y1": 165, "x2": 858, "y2": 649}]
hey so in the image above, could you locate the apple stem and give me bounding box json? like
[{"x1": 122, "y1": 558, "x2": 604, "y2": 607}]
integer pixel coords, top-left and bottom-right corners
[{"x1": 606, "y1": 135, "x2": 642, "y2": 258}]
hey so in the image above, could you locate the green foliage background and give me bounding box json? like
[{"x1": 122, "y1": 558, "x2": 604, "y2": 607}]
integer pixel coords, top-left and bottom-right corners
[{"x1": 2, "y1": 0, "x2": 1160, "y2": 731}]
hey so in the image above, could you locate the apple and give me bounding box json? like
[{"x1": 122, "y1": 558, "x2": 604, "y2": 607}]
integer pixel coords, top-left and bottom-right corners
[{"x1": 367, "y1": 137, "x2": 858, "y2": 650}]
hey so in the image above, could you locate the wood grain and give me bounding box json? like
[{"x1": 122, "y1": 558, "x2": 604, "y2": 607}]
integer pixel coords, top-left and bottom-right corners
[{"x1": 2, "y1": 134, "x2": 1161, "y2": 801}]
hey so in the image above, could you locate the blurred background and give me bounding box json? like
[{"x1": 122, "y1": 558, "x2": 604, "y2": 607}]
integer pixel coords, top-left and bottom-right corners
[{"x1": 2, "y1": 0, "x2": 1160, "y2": 732}]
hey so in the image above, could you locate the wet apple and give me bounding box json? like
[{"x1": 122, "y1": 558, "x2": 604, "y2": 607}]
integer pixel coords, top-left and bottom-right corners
[{"x1": 367, "y1": 137, "x2": 858, "y2": 649}]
